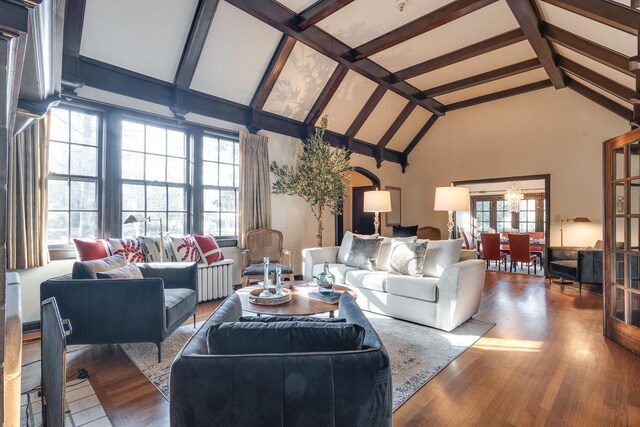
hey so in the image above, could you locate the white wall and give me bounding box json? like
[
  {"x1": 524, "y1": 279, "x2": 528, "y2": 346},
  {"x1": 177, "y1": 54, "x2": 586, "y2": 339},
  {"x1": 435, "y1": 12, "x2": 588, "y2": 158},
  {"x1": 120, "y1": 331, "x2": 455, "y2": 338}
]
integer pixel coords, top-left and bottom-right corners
[{"x1": 403, "y1": 87, "x2": 630, "y2": 247}]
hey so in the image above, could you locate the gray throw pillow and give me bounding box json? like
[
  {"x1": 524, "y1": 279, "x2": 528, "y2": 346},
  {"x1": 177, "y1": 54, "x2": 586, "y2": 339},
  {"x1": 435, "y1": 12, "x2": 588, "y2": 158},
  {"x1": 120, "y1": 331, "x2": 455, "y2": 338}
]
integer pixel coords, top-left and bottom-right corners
[
  {"x1": 72, "y1": 254, "x2": 128, "y2": 279},
  {"x1": 390, "y1": 241, "x2": 429, "y2": 277},
  {"x1": 345, "y1": 236, "x2": 383, "y2": 271},
  {"x1": 96, "y1": 263, "x2": 143, "y2": 279}
]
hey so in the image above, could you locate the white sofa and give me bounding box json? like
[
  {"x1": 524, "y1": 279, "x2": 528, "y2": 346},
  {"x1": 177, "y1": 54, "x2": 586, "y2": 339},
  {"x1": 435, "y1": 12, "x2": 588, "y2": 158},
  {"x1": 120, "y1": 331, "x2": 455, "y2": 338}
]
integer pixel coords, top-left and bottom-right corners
[{"x1": 302, "y1": 238, "x2": 486, "y2": 332}]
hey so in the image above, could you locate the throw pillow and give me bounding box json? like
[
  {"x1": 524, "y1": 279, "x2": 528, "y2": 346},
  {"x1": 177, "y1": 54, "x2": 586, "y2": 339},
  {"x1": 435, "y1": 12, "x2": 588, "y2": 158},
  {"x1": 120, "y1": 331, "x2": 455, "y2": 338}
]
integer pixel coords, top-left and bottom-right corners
[
  {"x1": 345, "y1": 236, "x2": 383, "y2": 271},
  {"x1": 71, "y1": 254, "x2": 128, "y2": 279},
  {"x1": 96, "y1": 263, "x2": 143, "y2": 279},
  {"x1": 138, "y1": 235, "x2": 176, "y2": 262},
  {"x1": 239, "y1": 316, "x2": 346, "y2": 323},
  {"x1": 73, "y1": 238, "x2": 109, "y2": 261},
  {"x1": 106, "y1": 238, "x2": 145, "y2": 263},
  {"x1": 170, "y1": 235, "x2": 202, "y2": 263},
  {"x1": 422, "y1": 239, "x2": 462, "y2": 277},
  {"x1": 376, "y1": 236, "x2": 417, "y2": 271},
  {"x1": 193, "y1": 234, "x2": 224, "y2": 265},
  {"x1": 390, "y1": 241, "x2": 429, "y2": 277},
  {"x1": 392, "y1": 224, "x2": 418, "y2": 237},
  {"x1": 337, "y1": 231, "x2": 379, "y2": 264},
  {"x1": 206, "y1": 321, "x2": 364, "y2": 355}
]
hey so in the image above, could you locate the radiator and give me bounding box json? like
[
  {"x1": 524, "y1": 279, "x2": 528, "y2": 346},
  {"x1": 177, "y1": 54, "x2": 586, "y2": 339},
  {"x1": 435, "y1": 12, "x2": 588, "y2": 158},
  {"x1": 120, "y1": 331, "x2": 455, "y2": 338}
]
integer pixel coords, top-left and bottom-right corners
[{"x1": 197, "y1": 260, "x2": 234, "y2": 301}]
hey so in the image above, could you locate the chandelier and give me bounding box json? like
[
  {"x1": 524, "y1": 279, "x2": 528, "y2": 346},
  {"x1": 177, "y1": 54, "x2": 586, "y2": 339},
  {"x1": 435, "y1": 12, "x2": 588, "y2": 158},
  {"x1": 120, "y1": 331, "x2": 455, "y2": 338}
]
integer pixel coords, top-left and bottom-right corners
[{"x1": 504, "y1": 183, "x2": 524, "y2": 213}]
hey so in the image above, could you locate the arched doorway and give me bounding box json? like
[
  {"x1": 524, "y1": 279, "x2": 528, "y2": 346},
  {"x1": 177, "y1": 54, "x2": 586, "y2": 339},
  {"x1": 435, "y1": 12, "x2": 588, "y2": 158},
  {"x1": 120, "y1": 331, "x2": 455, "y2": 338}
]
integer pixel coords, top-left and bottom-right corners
[{"x1": 335, "y1": 167, "x2": 380, "y2": 244}]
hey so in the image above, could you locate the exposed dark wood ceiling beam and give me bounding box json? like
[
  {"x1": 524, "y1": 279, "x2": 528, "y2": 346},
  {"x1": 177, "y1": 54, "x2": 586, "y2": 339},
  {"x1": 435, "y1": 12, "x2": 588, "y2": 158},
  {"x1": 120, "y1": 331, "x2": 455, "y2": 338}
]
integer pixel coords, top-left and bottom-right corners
[
  {"x1": 174, "y1": 0, "x2": 220, "y2": 90},
  {"x1": 224, "y1": 0, "x2": 444, "y2": 116},
  {"x1": 352, "y1": 0, "x2": 498, "y2": 61},
  {"x1": 541, "y1": 22, "x2": 634, "y2": 77},
  {"x1": 540, "y1": 0, "x2": 640, "y2": 36},
  {"x1": 61, "y1": 55, "x2": 406, "y2": 164},
  {"x1": 297, "y1": 0, "x2": 354, "y2": 30},
  {"x1": 304, "y1": 64, "x2": 348, "y2": 127},
  {"x1": 566, "y1": 77, "x2": 633, "y2": 121},
  {"x1": 391, "y1": 28, "x2": 526, "y2": 83},
  {"x1": 345, "y1": 86, "x2": 387, "y2": 148},
  {"x1": 505, "y1": 0, "x2": 565, "y2": 89},
  {"x1": 403, "y1": 115, "x2": 438, "y2": 158},
  {"x1": 421, "y1": 58, "x2": 541, "y2": 98},
  {"x1": 558, "y1": 56, "x2": 635, "y2": 102},
  {"x1": 250, "y1": 34, "x2": 296, "y2": 112},
  {"x1": 375, "y1": 102, "x2": 416, "y2": 167},
  {"x1": 446, "y1": 80, "x2": 553, "y2": 111},
  {"x1": 63, "y1": 0, "x2": 87, "y2": 57}
]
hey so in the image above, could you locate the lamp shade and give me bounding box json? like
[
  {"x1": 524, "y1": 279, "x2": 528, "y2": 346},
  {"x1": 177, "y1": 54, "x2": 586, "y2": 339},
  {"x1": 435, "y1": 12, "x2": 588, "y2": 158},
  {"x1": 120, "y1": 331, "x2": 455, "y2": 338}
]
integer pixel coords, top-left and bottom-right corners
[
  {"x1": 434, "y1": 186, "x2": 470, "y2": 212},
  {"x1": 363, "y1": 190, "x2": 392, "y2": 212},
  {"x1": 572, "y1": 217, "x2": 591, "y2": 223},
  {"x1": 123, "y1": 214, "x2": 148, "y2": 225}
]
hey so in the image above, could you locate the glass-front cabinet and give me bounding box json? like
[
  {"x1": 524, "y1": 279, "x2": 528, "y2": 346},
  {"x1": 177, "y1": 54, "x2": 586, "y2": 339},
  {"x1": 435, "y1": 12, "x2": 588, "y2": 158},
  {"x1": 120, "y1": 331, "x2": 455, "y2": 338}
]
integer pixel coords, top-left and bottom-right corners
[{"x1": 604, "y1": 128, "x2": 640, "y2": 355}]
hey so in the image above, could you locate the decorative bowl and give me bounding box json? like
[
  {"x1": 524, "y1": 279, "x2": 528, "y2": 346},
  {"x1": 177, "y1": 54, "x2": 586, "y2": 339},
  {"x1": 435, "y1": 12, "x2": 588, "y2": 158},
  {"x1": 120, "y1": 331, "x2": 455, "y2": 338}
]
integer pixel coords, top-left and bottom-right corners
[{"x1": 248, "y1": 288, "x2": 292, "y2": 305}]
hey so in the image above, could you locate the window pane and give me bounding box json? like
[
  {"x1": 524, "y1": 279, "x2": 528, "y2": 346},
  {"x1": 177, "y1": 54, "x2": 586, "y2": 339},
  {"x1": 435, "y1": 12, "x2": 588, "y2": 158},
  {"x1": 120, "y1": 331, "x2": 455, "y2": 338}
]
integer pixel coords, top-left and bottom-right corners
[
  {"x1": 146, "y1": 125, "x2": 166, "y2": 155},
  {"x1": 49, "y1": 142, "x2": 69, "y2": 174},
  {"x1": 50, "y1": 109, "x2": 69, "y2": 141},
  {"x1": 219, "y1": 164, "x2": 234, "y2": 187},
  {"x1": 203, "y1": 162, "x2": 218, "y2": 186},
  {"x1": 70, "y1": 145, "x2": 98, "y2": 176},
  {"x1": 70, "y1": 211, "x2": 98, "y2": 239},
  {"x1": 122, "y1": 151, "x2": 145, "y2": 180},
  {"x1": 220, "y1": 190, "x2": 235, "y2": 212},
  {"x1": 204, "y1": 213, "x2": 219, "y2": 235},
  {"x1": 167, "y1": 158, "x2": 186, "y2": 183},
  {"x1": 146, "y1": 154, "x2": 166, "y2": 182},
  {"x1": 122, "y1": 211, "x2": 145, "y2": 238},
  {"x1": 147, "y1": 185, "x2": 166, "y2": 211},
  {"x1": 47, "y1": 212, "x2": 69, "y2": 244},
  {"x1": 122, "y1": 184, "x2": 145, "y2": 211},
  {"x1": 167, "y1": 130, "x2": 185, "y2": 157},
  {"x1": 234, "y1": 165, "x2": 239, "y2": 187},
  {"x1": 204, "y1": 189, "x2": 220, "y2": 210},
  {"x1": 70, "y1": 111, "x2": 98, "y2": 145},
  {"x1": 203, "y1": 137, "x2": 218, "y2": 161},
  {"x1": 145, "y1": 215, "x2": 165, "y2": 235},
  {"x1": 122, "y1": 121, "x2": 145, "y2": 152},
  {"x1": 234, "y1": 142, "x2": 239, "y2": 164},
  {"x1": 168, "y1": 212, "x2": 186, "y2": 234},
  {"x1": 70, "y1": 180, "x2": 97, "y2": 210},
  {"x1": 219, "y1": 140, "x2": 234, "y2": 163},
  {"x1": 48, "y1": 179, "x2": 69, "y2": 210},
  {"x1": 168, "y1": 187, "x2": 185, "y2": 211},
  {"x1": 220, "y1": 212, "x2": 236, "y2": 236}
]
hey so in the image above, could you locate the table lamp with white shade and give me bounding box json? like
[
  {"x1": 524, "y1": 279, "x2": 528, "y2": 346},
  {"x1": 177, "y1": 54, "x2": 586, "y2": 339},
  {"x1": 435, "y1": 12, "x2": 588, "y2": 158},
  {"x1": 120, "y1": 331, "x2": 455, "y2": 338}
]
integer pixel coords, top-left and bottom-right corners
[
  {"x1": 434, "y1": 185, "x2": 470, "y2": 240},
  {"x1": 364, "y1": 189, "x2": 392, "y2": 235}
]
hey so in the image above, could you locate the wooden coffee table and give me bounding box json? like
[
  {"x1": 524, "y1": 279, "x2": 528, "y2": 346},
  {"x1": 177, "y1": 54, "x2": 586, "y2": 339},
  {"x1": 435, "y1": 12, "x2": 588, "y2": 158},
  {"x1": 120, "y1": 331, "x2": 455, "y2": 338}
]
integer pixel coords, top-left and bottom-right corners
[{"x1": 236, "y1": 281, "x2": 356, "y2": 318}]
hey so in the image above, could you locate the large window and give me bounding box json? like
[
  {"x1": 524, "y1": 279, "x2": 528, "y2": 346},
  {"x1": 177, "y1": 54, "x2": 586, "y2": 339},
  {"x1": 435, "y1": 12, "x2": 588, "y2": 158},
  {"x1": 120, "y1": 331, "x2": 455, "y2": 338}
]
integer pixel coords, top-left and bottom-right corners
[
  {"x1": 47, "y1": 107, "x2": 101, "y2": 245},
  {"x1": 471, "y1": 194, "x2": 545, "y2": 235},
  {"x1": 121, "y1": 120, "x2": 189, "y2": 237},
  {"x1": 202, "y1": 134, "x2": 240, "y2": 237}
]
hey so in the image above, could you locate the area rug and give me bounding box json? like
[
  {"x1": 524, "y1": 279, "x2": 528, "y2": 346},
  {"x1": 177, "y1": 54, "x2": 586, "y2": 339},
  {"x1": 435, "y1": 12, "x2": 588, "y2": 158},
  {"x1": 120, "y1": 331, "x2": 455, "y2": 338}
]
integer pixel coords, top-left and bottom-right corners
[{"x1": 121, "y1": 313, "x2": 494, "y2": 411}]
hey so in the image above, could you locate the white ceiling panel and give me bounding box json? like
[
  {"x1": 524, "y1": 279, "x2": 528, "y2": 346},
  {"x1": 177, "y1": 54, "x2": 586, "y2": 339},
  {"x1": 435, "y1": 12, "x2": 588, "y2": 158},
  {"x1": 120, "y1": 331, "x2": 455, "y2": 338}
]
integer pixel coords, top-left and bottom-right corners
[
  {"x1": 316, "y1": 0, "x2": 456, "y2": 47},
  {"x1": 535, "y1": 0, "x2": 636, "y2": 56},
  {"x1": 355, "y1": 91, "x2": 408, "y2": 143},
  {"x1": 80, "y1": 0, "x2": 198, "y2": 82},
  {"x1": 276, "y1": 0, "x2": 318, "y2": 13},
  {"x1": 190, "y1": 2, "x2": 283, "y2": 105},
  {"x1": 408, "y1": 41, "x2": 537, "y2": 91},
  {"x1": 435, "y1": 68, "x2": 549, "y2": 105},
  {"x1": 370, "y1": 1, "x2": 519, "y2": 72},
  {"x1": 75, "y1": 86, "x2": 174, "y2": 117},
  {"x1": 554, "y1": 44, "x2": 635, "y2": 90},
  {"x1": 263, "y1": 43, "x2": 338, "y2": 121},
  {"x1": 569, "y1": 75, "x2": 633, "y2": 109},
  {"x1": 386, "y1": 107, "x2": 432, "y2": 152},
  {"x1": 321, "y1": 71, "x2": 377, "y2": 134}
]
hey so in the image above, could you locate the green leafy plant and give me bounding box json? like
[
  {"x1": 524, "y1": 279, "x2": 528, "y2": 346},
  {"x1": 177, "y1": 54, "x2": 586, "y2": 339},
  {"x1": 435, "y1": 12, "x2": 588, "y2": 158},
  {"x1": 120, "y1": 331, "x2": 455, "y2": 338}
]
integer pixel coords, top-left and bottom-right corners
[{"x1": 271, "y1": 116, "x2": 352, "y2": 246}]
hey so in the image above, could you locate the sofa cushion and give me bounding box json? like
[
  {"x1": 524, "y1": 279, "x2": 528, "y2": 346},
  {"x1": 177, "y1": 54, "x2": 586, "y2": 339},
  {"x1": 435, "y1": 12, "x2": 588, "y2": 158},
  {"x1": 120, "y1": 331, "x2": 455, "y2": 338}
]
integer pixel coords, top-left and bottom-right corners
[
  {"x1": 377, "y1": 236, "x2": 416, "y2": 271},
  {"x1": 106, "y1": 238, "x2": 146, "y2": 263},
  {"x1": 206, "y1": 321, "x2": 365, "y2": 355},
  {"x1": 345, "y1": 270, "x2": 387, "y2": 292},
  {"x1": 138, "y1": 235, "x2": 176, "y2": 262},
  {"x1": 72, "y1": 254, "x2": 128, "y2": 279},
  {"x1": 549, "y1": 260, "x2": 578, "y2": 278},
  {"x1": 239, "y1": 316, "x2": 346, "y2": 323},
  {"x1": 96, "y1": 263, "x2": 143, "y2": 279},
  {"x1": 312, "y1": 263, "x2": 358, "y2": 284},
  {"x1": 73, "y1": 238, "x2": 109, "y2": 261},
  {"x1": 390, "y1": 241, "x2": 428, "y2": 277},
  {"x1": 243, "y1": 263, "x2": 293, "y2": 275},
  {"x1": 345, "y1": 236, "x2": 383, "y2": 271},
  {"x1": 193, "y1": 234, "x2": 224, "y2": 265},
  {"x1": 336, "y1": 231, "x2": 378, "y2": 264},
  {"x1": 170, "y1": 235, "x2": 202, "y2": 263},
  {"x1": 422, "y1": 239, "x2": 462, "y2": 277},
  {"x1": 165, "y1": 288, "x2": 197, "y2": 328},
  {"x1": 385, "y1": 275, "x2": 439, "y2": 302}
]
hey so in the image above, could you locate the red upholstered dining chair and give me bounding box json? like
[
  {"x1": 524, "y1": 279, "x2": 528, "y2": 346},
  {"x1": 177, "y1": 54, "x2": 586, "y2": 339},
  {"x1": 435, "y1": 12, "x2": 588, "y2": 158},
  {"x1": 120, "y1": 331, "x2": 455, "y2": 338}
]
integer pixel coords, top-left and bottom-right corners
[
  {"x1": 508, "y1": 233, "x2": 538, "y2": 274},
  {"x1": 480, "y1": 233, "x2": 507, "y2": 271},
  {"x1": 527, "y1": 231, "x2": 544, "y2": 266}
]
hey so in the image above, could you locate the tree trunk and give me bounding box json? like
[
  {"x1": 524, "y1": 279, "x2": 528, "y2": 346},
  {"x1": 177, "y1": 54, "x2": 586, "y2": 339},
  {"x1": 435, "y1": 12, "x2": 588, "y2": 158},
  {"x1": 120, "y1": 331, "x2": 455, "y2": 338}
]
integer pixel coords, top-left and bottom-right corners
[{"x1": 317, "y1": 207, "x2": 324, "y2": 247}]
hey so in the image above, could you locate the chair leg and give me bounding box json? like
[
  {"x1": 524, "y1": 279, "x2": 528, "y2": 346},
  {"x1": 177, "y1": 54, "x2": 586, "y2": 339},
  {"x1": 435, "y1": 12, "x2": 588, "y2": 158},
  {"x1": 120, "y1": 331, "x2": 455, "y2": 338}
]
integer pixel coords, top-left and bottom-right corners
[
  {"x1": 534, "y1": 260, "x2": 537, "y2": 275},
  {"x1": 193, "y1": 313, "x2": 196, "y2": 328},
  {"x1": 156, "y1": 342, "x2": 162, "y2": 363},
  {"x1": 242, "y1": 276, "x2": 249, "y2": 287},
  {"x1": 509, "y1": 261, "x2": 513, "y2": 273}
]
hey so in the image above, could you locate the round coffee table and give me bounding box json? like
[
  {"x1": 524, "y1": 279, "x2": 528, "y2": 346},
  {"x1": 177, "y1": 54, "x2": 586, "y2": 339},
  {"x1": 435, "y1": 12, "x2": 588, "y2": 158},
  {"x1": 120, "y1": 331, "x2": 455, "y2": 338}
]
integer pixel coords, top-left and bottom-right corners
[{"x1": 236, "y1": 281, "x2": 355, "y2": 318}]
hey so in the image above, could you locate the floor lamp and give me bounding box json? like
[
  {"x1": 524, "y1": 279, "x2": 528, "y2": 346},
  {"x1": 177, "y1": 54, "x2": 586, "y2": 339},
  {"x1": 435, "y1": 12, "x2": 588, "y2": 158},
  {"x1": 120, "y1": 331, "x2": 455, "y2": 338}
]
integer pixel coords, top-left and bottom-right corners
[
  {"x1": 123, "y1": 215, "x2": 165, "y2": 262},
  {"x1": 434, "y1": 185, "x2": 470, "y2": 240},
  {"x1": 364, "y1": 189, "x2": 391, "y2": 235}
]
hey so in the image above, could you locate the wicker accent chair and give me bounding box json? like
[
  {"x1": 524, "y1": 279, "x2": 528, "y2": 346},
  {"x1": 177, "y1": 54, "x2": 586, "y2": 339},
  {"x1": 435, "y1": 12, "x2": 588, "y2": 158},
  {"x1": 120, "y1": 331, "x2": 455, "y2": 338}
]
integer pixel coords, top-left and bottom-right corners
[
  {"x1": 241, "y1": 228, "x2": 294, "y2": 287},
  {"x1": 417, "y1": 226, "x2": 442, "y2": 240}
]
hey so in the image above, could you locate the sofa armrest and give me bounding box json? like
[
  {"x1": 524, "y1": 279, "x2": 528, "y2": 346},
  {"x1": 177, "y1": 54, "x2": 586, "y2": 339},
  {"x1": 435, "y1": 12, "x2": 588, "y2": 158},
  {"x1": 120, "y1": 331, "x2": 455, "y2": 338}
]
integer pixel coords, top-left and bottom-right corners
[
  {"x1": 546, "y1": 246, "x2": 582, "y2": 262},
  {"x1": 301, "y1": 246, "x2": 340, "y2": 281},
  {"x1": 460, "y1": 249, "x2": 478, "y2": 261},
  {"x1": 578, "y1": 249, "x2": 603, "y2": 285},
  {"x1": 138, "y1": 262, "x2": 197, "y2": 291},
  {"x1": 436, "y1": 259, "x2": 486, "y2": 331}
]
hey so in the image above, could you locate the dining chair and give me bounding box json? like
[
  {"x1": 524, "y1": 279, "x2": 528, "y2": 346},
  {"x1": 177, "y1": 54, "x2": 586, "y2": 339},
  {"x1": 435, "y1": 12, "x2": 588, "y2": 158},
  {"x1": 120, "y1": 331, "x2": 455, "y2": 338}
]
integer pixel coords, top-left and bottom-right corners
[
  {"x1": 458, "y1": 226, "x2": 475, "y2": 250},
  {"x1": 509, "y1": 233, "x2": 538, "y2": 274},
  {"x1": 526, "y1": 231, "x2": 545, "y2": 266},
  {"x1": 241, "y1": 228, "x2": 294, "y2": 287},
  {"x1": 481, "y1": 233, "x2": 507, "y2": 271}
]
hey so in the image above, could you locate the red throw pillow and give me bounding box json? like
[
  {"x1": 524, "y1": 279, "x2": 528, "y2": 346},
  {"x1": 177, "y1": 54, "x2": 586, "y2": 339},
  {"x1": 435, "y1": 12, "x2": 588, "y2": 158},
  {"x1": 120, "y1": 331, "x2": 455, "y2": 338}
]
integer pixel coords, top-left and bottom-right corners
[
  {"x1": 73, "y1": 239, "x2": 109, "y2": 261},
  {"x1": 193, "y1": 234, "x2": 224, "y2": 265}
]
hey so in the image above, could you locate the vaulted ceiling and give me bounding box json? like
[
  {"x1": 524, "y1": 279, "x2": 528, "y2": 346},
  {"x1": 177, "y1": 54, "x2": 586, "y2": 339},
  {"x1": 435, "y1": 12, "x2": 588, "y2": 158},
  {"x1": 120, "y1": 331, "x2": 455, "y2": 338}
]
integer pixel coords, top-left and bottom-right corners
[{"x1": 60, "y1": 0, "x2": 640, "y2": 171}]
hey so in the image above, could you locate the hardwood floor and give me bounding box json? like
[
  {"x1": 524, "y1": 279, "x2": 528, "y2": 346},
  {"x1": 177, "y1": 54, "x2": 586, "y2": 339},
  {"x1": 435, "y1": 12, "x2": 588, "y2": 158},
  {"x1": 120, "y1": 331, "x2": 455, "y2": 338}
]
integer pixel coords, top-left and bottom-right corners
[{"x1": 23, "y1": 274, "x2": 640, "y2": 426}]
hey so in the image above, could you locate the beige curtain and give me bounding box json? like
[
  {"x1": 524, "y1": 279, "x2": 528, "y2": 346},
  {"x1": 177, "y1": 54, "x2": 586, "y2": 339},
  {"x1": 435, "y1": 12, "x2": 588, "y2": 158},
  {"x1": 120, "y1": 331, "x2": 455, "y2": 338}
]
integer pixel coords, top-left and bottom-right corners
[
  {"x1": 238, "y1": 131, "x2": 271, "y2": 248},
  {"x1": 7, "y1": 115, "x2": 50, "y2": 269}
]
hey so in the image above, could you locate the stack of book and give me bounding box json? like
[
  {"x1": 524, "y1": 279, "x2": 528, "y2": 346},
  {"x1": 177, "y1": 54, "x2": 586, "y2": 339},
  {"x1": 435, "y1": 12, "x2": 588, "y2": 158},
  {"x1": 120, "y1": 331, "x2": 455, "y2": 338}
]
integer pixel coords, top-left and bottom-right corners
[{"x1": 307, "y1": 291, "x2": 342, "y2": 304}]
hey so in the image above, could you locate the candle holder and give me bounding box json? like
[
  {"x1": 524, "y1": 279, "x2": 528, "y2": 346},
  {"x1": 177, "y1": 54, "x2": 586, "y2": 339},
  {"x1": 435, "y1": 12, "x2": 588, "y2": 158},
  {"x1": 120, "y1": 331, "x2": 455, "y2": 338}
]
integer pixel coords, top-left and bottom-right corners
[{"x1": 260, "y1": 257, "x2": 272, "y2": 297}]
